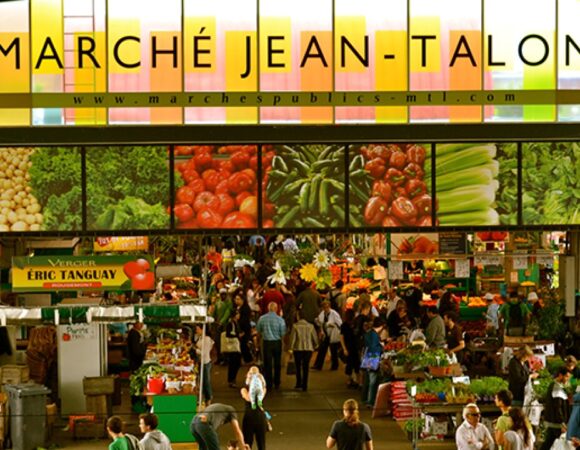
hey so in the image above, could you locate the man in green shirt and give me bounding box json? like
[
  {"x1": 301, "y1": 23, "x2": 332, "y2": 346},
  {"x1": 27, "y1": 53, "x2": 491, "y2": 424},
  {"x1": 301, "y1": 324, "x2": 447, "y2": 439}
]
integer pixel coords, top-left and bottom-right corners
[
  {"x1": 425, "y1": 306, "x2": 446, "y2": 349},
  {"x1": 494, "y1": 389, "x2": 513, "y2": 449},
  {"x1": 213, "y1": 288, "x2": 233, "y2": 363},
  {"x1": 499, "y1": 293, "x2": 531, "y2": 337},
  {"x1": 107, "y1": 416, "x2": 141, "y2": 450}
]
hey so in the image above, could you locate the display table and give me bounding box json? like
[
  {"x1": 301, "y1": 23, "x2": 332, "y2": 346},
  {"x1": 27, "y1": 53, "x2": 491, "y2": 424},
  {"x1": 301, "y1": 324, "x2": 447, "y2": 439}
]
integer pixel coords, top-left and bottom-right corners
[
  {"x1": 410, "y1": 402, "x2": 498, "y2": 449},
  {"x1": 148, "y1": 394, "x2": 197, "y2": 443}
]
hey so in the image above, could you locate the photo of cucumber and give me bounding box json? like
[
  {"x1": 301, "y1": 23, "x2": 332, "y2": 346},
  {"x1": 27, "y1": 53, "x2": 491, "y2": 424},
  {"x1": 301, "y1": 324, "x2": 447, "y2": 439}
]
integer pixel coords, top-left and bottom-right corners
[{"x1": 263, "y1": 144, "x2": 346, "y2": 228}]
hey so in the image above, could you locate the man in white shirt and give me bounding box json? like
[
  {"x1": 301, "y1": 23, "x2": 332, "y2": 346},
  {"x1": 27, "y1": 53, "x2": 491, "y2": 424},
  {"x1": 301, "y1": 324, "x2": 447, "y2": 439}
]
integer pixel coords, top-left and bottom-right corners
[{"x1": 456, "y1": 403, "x2": 495, "y2": 450}]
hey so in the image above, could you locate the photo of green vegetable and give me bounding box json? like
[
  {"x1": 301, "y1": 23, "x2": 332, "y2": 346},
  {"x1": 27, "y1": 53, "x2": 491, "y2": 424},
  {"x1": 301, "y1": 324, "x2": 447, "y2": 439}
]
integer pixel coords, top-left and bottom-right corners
[
  {"x1": 263, "y1": 144, "x2": 346, "y2": 228},
  {"x1": 432, "y1": 143, "x2": 517, "y2": 226},
  {"x1": 28, "y1": 147, "x2": 82, "y2": 231},
  {"x1": 86, "y1": 146, "x2": 170, "y2": 230},
  {"x1": 350, "y1": 143, "x2": 433, "y2": 227},
  {"x1": 522, "y1": 142, "x2": 580, "y2": 224}
]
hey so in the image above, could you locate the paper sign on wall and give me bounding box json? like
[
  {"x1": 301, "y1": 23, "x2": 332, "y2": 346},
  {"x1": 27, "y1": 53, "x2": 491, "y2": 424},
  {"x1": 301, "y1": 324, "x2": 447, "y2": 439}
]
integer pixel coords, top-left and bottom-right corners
[
  {"x1": 455, "y1": 259, "x2": 470, "y2": 278},
  {"x1": 512, "y1": 256, "x2": 528, "y2": 270},
  {"x1": 536, "y1": 255, "x2": 554, "y2": 266},
  {"x1": 474, "y1": 255, "x2": 502, "y2": 266},
  {"x1": 388, "y1": 260, "x2": 403, "y2": 280}
]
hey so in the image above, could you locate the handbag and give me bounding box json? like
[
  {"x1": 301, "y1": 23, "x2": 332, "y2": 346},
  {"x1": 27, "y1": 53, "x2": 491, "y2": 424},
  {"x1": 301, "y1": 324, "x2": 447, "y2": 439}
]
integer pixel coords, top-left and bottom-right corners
[
  {"x1": 220, "y1": 331, "x2": 241, "y2": 353},
  {"x1": 286, "y1": 355, "x2": 296, "y2": 375},
  {"x1": 360, "y1": 348, "x2": 381, "y2": 371}
]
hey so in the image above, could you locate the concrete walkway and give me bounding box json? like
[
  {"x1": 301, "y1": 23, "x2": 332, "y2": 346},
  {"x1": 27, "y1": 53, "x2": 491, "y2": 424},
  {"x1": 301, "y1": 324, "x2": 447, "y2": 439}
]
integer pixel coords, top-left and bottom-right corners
[{"x1": 45, "y1": 362, "x2": 412, "y2": 449}]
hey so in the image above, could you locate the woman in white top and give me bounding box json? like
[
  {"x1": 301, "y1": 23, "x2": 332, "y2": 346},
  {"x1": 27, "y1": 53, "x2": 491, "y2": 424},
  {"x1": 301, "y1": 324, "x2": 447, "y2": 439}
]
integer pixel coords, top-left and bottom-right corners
[
  {"x1": 195, "y1": 324, "x2": 215, "y2": 406},
  {"x1": 503, "y1": 408, "x2": 535, "y2": 450}
]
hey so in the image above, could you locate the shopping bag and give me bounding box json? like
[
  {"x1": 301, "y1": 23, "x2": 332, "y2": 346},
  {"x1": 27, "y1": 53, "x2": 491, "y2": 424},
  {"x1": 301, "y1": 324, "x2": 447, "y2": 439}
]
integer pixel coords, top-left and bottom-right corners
[
  {"x1": 220, "y1": 331, "x2": 241, "y2": 353},
  {"x1": 360, "y1": 349, "x2": 381, "y2": 371},
  {"x1": 550, "y1": 434, "x2": 574, "y2": 450},
  {"x1": 286, "y1": 355, "x2": 296, "y2": 375}
]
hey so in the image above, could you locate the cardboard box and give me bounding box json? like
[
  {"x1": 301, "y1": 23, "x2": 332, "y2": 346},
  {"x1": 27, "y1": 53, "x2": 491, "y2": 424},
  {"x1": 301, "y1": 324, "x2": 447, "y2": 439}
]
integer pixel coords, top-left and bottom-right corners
[{"x1": 0, "y1": 364, "x2": 30, "y2": 384}]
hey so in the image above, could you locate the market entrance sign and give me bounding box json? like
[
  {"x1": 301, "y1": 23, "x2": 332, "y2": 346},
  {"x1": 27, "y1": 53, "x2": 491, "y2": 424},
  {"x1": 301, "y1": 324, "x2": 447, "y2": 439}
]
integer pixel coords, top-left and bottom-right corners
[
  {"x1": 11, "y1": 255, "x2": 155, "y2": 292},
  {"x1": 0, "y1": 0, "x2": 579, "y2": 124}
]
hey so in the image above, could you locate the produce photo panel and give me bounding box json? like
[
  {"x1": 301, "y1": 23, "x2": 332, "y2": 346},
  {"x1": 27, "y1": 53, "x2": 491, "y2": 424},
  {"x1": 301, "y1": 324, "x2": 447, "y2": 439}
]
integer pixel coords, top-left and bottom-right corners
[
  {"x1": 0, "y1": 147, "x2": 82, "y2": 232},
  {"x1": 174, "y1": 145, "x2": 259, "y2": 229},
  {"x1": 434, "y1": 143, "x2": 518, "y2": 226},
  {"x1": 522, "y1": 142, "x2": 580, "y2": 225},
  {"x1": 262, "y1": 144, "x2": 346, "y2": 229},
  {"x1": 86, "y1": 146, "x2": 170, "y2": 230},
  {"x1": 349, "y1": 143, "x2": 433, "y2": 228}
]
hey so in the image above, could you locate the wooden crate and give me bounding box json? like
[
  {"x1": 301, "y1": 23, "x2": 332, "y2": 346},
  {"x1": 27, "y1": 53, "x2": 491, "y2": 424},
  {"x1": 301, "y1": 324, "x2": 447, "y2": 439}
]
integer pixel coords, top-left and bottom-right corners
[
  {"x1": 0, "y1": 364, "x2": 30, "y2": 385},
  {"x1": 85, "y1": 394, "x2": 112, "y2": 419},
  {"x1": 83, "y1": 376, "x2": 116, "y2": 395}
]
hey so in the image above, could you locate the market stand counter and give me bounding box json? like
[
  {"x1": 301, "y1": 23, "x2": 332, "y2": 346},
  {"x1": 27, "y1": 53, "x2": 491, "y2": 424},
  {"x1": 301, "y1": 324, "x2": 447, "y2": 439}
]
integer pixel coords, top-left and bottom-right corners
[{"x1": 146, "y1": 393, "x2": 197, "y2": 443}]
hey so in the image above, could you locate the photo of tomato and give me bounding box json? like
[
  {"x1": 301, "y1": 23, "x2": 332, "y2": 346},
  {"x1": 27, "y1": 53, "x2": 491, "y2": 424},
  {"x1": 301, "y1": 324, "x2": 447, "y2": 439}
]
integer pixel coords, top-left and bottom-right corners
[{"x1": 173, "y1": 145, "x2": 258, "y2": 229}]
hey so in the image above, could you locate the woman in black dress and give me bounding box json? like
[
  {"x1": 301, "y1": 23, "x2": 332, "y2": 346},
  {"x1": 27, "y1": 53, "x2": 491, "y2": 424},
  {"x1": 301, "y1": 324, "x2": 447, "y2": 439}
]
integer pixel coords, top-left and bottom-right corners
[
  {"x1": 240, "y1": 387, "x2": 268, "y2": 450},
  {"x1": 340, "y1": 309, "x2": 360, "y2": 389},
  {"x1": 234, "y1": 291, "x2": 254, "y2": 364},
  {"x1": 225, "y1": 310, "x2": 243, "y2": 388}
]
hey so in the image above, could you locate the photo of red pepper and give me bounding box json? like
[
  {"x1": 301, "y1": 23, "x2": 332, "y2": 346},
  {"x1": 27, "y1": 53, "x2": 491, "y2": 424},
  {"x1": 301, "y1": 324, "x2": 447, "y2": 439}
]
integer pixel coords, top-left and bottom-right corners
[
  {"x1": 172, "y1": 145, "x2": 258, "y2": 229},
  {"x1": 350, "y1": 143, "x2": 435, "y2": 228}
]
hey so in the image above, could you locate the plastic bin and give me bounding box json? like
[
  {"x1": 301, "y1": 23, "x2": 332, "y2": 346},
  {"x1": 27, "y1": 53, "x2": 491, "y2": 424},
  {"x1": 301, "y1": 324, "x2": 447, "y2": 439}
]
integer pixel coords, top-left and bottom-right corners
[{"x1": 5, "y1": 383, "x2": 50, "y2": 450}]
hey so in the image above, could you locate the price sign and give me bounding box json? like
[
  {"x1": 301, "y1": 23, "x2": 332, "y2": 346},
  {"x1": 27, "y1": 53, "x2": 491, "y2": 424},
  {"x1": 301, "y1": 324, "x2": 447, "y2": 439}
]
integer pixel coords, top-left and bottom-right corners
[
  {"x1": 536, "y1": 255, "x2": 554, "y2": 266},
  {"x1": 455, "y1": 259, "x2": 470, "y2": 278},
  {"x1": 513, "y1": 256, "x2": 528, "y2": 270},
  {"x1": 388, "y1": 260, "x2": 403, "y2": 280},
  {"x1": 475, "y1": 255, "x2": 502, "y2": 266}
]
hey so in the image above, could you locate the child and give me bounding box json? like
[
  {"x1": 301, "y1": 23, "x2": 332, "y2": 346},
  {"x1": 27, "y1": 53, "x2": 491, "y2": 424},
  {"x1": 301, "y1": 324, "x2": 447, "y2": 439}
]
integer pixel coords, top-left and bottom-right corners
[
  {"x1": 227, "y1": 440, "x2": 239, "y2": 450},
  {"x1": 245, "y1": 365, "x2": 266, "y2": 410}
]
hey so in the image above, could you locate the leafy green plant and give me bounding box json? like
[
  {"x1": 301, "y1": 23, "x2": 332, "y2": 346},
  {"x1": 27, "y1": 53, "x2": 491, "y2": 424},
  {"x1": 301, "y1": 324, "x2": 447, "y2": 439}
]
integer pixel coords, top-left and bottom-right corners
[
  {"x1": 536, "y1": 289, "x2": 566, "y2": 340},
  {"x1": 532, "y1": 369, "x2": 554, "y2": 401},
  {"x1": 469, "y1": 377, "x2": 508, "y2": 397},
  {"x1": 129, "y1": 363, "x2": 165, "y2": 396},
  {"x1": 420, "y1": 349, "x2": 450, "y2": 367},
  {"x1": 404, "y1": 418, "x2": 425, "y2": 433}
]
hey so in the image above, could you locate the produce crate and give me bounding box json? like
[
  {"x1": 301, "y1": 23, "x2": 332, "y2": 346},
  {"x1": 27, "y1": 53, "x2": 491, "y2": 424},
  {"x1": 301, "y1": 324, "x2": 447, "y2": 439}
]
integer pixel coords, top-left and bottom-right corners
[
  {"x1": 0, "y1": 364, "x2": 30, "y2": 384},
  {"x1": 83, "y1": 376, "x2": 116, "y2": 395}
]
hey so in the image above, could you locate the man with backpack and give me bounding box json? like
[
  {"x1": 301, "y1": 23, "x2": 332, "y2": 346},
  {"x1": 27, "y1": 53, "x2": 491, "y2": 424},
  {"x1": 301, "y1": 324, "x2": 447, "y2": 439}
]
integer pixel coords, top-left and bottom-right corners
[
  {"x1": 328, "y1": 281, "x2": 346, "y2": 313},
  {"x1": 499, "y1": 293, "x2": 531, "y2": 337}
]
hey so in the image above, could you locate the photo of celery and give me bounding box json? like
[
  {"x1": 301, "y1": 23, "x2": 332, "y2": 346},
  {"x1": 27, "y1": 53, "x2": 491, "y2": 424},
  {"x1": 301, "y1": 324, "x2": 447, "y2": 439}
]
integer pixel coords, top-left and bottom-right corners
[{"x1": 429, "y1": 143, "x2": 517, "y2": 226}]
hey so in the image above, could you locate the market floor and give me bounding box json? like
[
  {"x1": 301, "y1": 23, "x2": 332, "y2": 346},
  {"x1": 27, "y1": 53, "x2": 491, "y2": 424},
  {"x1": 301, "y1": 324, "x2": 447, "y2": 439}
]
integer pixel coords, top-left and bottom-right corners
[{"x1": 47, "y1": 360, "x2": 414, "y2": 450}]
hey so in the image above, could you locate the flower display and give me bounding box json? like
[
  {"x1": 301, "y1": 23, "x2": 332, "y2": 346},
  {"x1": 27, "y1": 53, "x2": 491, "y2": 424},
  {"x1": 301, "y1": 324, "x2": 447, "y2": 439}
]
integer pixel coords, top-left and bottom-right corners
[
  {"x1": 299, "y1": 263, "x2": 319, "y2": 282},
  {"x1": 267, "y1": 261, "x2": 287, "y2": 285},
  {"x1": 313, "y1": 249, "x2": 331, "y2": 269}
]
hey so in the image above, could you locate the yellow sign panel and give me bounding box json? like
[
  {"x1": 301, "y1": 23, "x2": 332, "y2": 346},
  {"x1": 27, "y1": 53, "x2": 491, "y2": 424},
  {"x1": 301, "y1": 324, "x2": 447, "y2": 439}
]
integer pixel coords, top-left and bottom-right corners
[
  {"x1": 12, "y1": 255, "x2": 155, "y2": 292},
  {"x1": 93, "y1": 237, "x2": 149, "y2": 252}
]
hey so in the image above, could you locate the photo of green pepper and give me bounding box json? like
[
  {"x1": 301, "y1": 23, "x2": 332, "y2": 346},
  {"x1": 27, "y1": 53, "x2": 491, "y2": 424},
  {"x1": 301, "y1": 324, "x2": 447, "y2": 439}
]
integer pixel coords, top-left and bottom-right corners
[{"x1": 262, "y1": 144, "x2": 346, "y2": 228}]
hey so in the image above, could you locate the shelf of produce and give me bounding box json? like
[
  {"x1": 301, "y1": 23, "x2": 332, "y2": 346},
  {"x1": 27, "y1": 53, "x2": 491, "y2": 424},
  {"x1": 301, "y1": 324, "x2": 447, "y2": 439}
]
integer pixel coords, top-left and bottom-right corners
[{"x1": 459, "y1": 306, "x2": 486, "y2": 321}]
